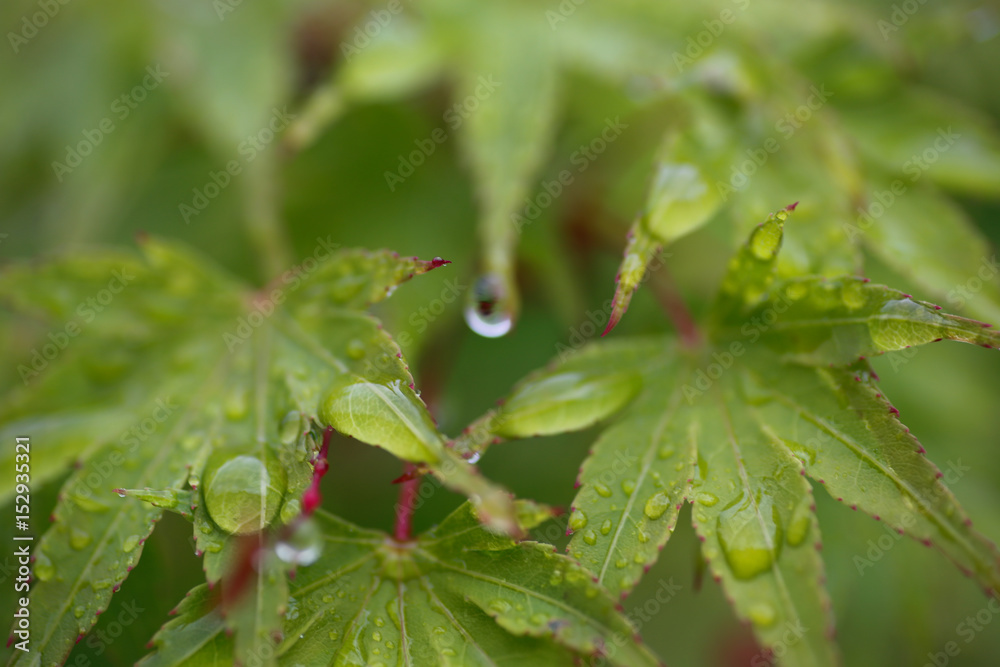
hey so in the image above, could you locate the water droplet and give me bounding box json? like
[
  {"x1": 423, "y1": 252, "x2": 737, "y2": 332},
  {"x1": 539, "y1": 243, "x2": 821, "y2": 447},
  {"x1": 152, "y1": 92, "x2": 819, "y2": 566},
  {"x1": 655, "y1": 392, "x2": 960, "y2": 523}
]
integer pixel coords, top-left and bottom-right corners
[
  {"x1": 441, "y1": 648, "x2": 457, "y2": 657},
  {"x1": 615, "y1": 558, "x2": 628, "y2": 569},
  {"x1": 583, "y1": 530, "x2": 597, "y2": 545},
  {"x1": 841, "y1": 280, "x2": 868, "y2": 310},
  {"x1": 464, "y1": 274, "x2": 512, "y2": 338},
  {"x1": 73, "y1": 606, "x2": 85, "y2": 619},
  {"x1": 490, "y1": 599, "x2": 512, "y2": 614},
  {"x1": 530, "y1": 613, "x2": 548, "y2": 625},
  {"x1": 70, "y1": 528, "x2": 92, "y2": 550},
  {"x1": 279, "y1": 411, "x2": 302, "y2": 445},
  {"x1": 637, "y1": 529, "x2": 649, "y2": 543},
  {"x1": 717, "y1": 491, "x2": 783, "y2": 580},
  {"x1": 34, "y1": 551, "x2": 55, "y2": 581},
  {"x1": 786, "y1": 501, "x2": 812, "y2": 547},
  {"x1": 785, "y1": 282, "x2": 808, "y2": 301},
  {"x1": 868, "y1": 298, "x2": 952, "y2": 351},
  {"x1": 328, "y1": 630, "x2": 339, "y2": 640},
  {"x1": 372, "y1": 631, "x2": 382, "y2": 642},
  {"x1": 203, "y1": 452, "x2": 286, "y2": 535},
  {"x1": 275, "y1": 517, "x2": 323, "y2": 566},
  {"x1": 621, "y1": 480, "x2": 636, "y2": 497},
  {"x1": 122, "y1": 535, "x2": 140, "y2": 553},
  {"x1": 749, "y1": 218, "x2": 783, "y2": 260},
  {"x1": 224, "y1": 388, "x2": 247, "y2": 420},
  {"x1": 658, "y1": 446, "x2": 675, "y2": 459},
  {"x1": 633, "y1": 553, "x2": 645, "y2": 564},
  {"x1": 593, "y1": 482, "x2": 612, "y2": 498},
  {"x1": 374, "y1": 616, "x2": 385, "y2": 628},
  {"x1": 644, "y1": 492, "x2": 670, "y2": 520},
  {"x1": 465, "y1": 451, "x2": 482, "y2": 465},
  {"x1": 569, "y1": 509, "x2": 588, "y2": 531},
  {"x1": 600, "y1": 519, "x2": 613, "y2": 535},
  {"x1": 346, "y1": 339, "x2": 366, "y2": 360},
  {"x1": 695, "y1": 492, "x2": 719, "y2": 507},
  {"x1": 787, "y1": 441, "x2": 816, "y2": 466},
  {"x1": 748, "y1": 602, "x2": 776, "y2": 627}
]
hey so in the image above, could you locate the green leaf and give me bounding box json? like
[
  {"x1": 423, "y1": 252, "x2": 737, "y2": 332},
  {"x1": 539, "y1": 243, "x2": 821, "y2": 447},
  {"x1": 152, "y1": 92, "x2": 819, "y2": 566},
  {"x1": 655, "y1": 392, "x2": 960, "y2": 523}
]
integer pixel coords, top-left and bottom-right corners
[
  {"x1": 139, "y1": 503, "x2": 659, "y2": 667},
  {"x1": 137, "y1": 584, "x2": 230, "y2": 667},
  {"x1": 0, "y1": 239, "x2": 483, "y2": 665}
]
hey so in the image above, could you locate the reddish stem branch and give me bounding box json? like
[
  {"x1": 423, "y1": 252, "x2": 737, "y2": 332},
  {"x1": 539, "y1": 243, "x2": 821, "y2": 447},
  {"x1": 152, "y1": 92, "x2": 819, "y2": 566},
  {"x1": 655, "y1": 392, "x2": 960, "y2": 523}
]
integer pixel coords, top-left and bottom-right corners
[
  {"x1": 394, "y1": 463, "x2": 420, "y2": 543},
  {"x1": 303, "y1": 426, "x2": 333, "y2": 516},
  {"x1": 651, "y1": 267, "x2": 702, "y2": 348}
]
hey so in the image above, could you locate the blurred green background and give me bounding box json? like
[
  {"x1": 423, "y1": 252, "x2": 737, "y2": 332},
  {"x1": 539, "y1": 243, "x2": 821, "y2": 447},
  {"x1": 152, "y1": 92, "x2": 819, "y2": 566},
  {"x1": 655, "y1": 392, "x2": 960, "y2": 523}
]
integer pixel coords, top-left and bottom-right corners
[{"x1": 3, "y1": 0, "x2": 1000, "y2": 665}]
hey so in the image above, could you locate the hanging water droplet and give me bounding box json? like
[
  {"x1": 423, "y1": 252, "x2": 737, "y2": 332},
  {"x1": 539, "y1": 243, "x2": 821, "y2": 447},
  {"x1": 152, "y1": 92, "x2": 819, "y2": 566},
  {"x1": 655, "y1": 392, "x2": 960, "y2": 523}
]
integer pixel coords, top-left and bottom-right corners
[
  {"x1": 465, "y1": 451, "x2": 482, "y2": 465},
  {"x1": 644, "y1": 492, "x2": 670, "y2": 520},
  {"x1": 279, "y1": 411, "x2": 302, "y2": 445},
  {"x1": 276, "y1": 517, "x2": 323, "y2": 567},
  {"x1": 464, "y1": 274, "x2": 512, "y2": 338},
  {"x1": 717, "y1": 491, "x2": 783, "y2": 580},
  {"x1": 203, "y1": 452, "x2": 286, "y2": 535},
  {"x1": 583, "y1": 530, "x2": 598, "y2": 545},
  {"x1": 568, "y1": 509, "x2": 588, "y2": 531},
  {"x1": 600, "y1": 519, "x2": 613, "y2": 535}
]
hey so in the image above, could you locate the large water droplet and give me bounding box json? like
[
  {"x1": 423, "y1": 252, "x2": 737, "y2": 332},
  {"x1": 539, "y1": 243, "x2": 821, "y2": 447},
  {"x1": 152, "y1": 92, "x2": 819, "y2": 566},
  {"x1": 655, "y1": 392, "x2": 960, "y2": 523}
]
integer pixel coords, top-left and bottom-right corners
[
  {"x1": 464, "y1": 274, "x2": 512, "y2": 338},
  {"x1": 644, "y1": 492, "x2": 670, "y2": 520},
  {"x1": 582, "y1": 530, "x2": 597, "y2": 545},
  {"x1": 275, "y1": 517, "x2": 323, "y2": 567},
  {"x1": 717, "y1": 490, "x2": 783, "y2": 580},
  {"x1": 203, "y1": 452, "x2": 286, "y2": 535}
]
